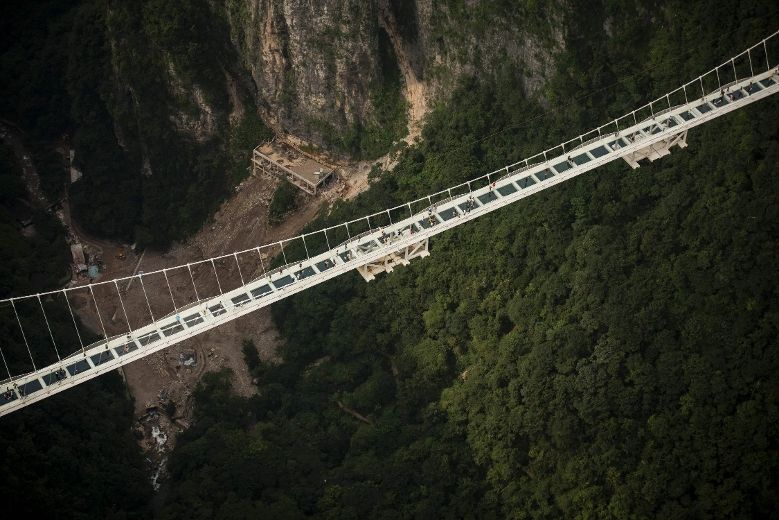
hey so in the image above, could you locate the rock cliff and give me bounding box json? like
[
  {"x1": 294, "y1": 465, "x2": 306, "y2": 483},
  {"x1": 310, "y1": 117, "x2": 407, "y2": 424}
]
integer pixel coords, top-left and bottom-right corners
[
  {"x1": 60, "y1": 0, "x2": 565, "y2": 244},
  {"x1": 105, "y1": 0, "x2": 563, "y2": 158}
]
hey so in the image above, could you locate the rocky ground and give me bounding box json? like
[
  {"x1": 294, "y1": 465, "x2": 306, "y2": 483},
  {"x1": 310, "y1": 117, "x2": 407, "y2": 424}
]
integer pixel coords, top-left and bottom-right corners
[
  {"x1": 65, "y1": 140, "x2": 388, "y2": 485},
  {"x1": 3, "y1": 4, "x2": 431, "y2": 482}
]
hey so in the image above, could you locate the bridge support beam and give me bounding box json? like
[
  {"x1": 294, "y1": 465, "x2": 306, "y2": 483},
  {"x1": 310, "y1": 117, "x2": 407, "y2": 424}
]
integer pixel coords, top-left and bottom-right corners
[
  {"x1": 622, "y1": 130, "x2": 688, "y2": 169},
  {"x1": 356, "y1": 238, "x2": 430, "y2": 282}
]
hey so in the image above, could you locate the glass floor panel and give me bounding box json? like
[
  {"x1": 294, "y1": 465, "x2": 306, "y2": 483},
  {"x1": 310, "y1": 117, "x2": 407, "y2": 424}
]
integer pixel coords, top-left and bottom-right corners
[
  {"x1": 138, "y1": 332, "x2": 161, "y2": 346},
  {"x1": 661, "y1": 117, "x2": 679, "y2": 128},
  {"x1": 230, "y1": 294, "x2": 251, "y2": 307},
  {"x1": 458, "y1": 200, "x2": 478, "y2": 213},
  {"x1": 115, "y1": 341, "x2": 139, "y2": 356},
  {"x1": 438, "y1": 207, "x2": 459, "y2": 220},
  {"x1": 272, "y1": 275, "x2": 295, "y2": 289},
  {"x1": 66, "y1": 359, "x2": 91, "y2": 376},
  {"x1": 535, "y1": 169, "x2": 555, "y2": 181},
  {"x1": 250, "y1": 285, "x2": 273, "y2": 298},
  {"x1": 209, "y1": 304, "x2": 227, "y2": 317},
  {"x1": 497, "y1": 183, "x2": 517, "y2": 196},
  {"x1": 315, "y1": 259, "x2": 335, "y2": 272},
  {"x1": 20, "y1": 379, "x2": 42, "y2": 396},
  {"x1": 162, "y1": 322, "x2": 185, "y2": 336},
  {"x1": 294, "y1": 266, "x2": 316, "y2": 280},
  {"x1": 0, "y1": 391, "x2": 17, "y2": 406},
  {"x1": 517, "y1": 177, "x2": 536, "y2": 189},
  {"x1": 42, "y1": 369, "x2": 67, "y2": 385},
  {"x1": 572, "y1": 153, "x2": 590, "y2": 165},
  {"x1": 711, "y1": 96, "x2": 729, "y2": 108},
  {"x1": 608, "y1": 138, "x2": 628, "y2": 150},
  {"x1": 553, "y1": 161, "x2": 571, "y2": 173},
  {"x1": 184, "y1": 313, "x2": 204, "y2": 326},
  {"x1": 418, "y1": 217, "x2": 438, "y2": 229},
  {"x1": 477, "y1": 191, "x2": 498, "y2": 204},
  {"x1": 356, "y1": 240, "x2": 380, "y2": 253},
  {"x1": 91, "y1": 351, "x2": 114, "y2": 366}
]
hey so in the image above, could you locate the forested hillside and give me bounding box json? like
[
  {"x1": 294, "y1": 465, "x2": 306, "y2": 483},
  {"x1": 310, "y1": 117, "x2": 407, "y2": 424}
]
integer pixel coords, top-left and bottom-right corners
[
  {"x1": 155, "y1": 2, "x2": 779, "y2": 518},
  {"x1": 0, "y1": 146, "x2": 153, "y2": 518}
]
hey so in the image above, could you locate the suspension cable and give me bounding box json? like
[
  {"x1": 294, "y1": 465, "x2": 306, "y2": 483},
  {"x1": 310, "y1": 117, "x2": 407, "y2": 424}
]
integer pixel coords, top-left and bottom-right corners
[
  {"x1": 11, "y1": 300, "x2": 35, "y2": 371},
  {"x1": 256, "y1": 247, "x2": 266, "y2": 275},
  {"x1": 89, "y1": 286, "x2": 109, "y2": 345},
  {"x1": 0, "y1": 339, "x2": 13, "y2": 382},
  {"x1": 234, "y1": 253, "x2": 245, "y2": 286},
  {"x1": 63, "y1": 289, "x2": 85, "y2": 355},
  {"x1": 187, "y1": 264, "x2": 200, "y2": 302},
  {"x1": 163, "y1": 270, "x2": 177, "y2": 311},
  {"x1": 138, "y1": 273, "x2": 155, "y2": 322},
  {"x1": 211, "y1": 260, "x2": 223, "y2": 295},
  {"x1": 37, "y1": 295, "x2": 61, "y2": 362},
  {"x1": 114, "y1": 281, "x2": 133, "y2": 335}
]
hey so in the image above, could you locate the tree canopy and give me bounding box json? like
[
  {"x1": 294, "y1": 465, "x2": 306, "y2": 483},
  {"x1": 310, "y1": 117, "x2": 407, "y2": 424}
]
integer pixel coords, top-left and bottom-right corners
[{"x1": 155, "y1": 2, "x2": 779, "y2": 518}]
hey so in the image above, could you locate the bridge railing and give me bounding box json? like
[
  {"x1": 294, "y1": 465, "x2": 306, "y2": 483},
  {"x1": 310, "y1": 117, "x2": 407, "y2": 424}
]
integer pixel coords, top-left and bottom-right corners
[
  {"x1": 0, "y1": 30, "x2": 777, "y2": 393},
  {"x1": 4, "y1": 31, "x2": 777, "y2": 309}
]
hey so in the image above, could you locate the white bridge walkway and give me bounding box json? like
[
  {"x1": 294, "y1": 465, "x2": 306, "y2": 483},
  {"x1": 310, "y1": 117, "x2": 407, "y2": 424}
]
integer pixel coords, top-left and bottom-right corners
[{"x1": 1, "y1": 32, "x2": 778, "y2": 416}]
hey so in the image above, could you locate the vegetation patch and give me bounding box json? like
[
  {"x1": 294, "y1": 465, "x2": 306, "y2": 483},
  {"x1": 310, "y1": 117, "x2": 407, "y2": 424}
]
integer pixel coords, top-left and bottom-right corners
[{"x1": 268, "y1": 180, "x2": 300, "y2": 225}]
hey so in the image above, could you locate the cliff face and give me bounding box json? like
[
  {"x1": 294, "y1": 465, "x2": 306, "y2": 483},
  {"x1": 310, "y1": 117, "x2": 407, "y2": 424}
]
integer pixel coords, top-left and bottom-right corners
[
  {"x1": 218, "y1": 0, "x2": 564, "y2": 150},
  {"x1": 64, "y1": 0, "x2": 565, "y2": 245},
  {"x1": 225, "y1": 1, "x2": 384, "y2": 144},
  {"x1": 102, "y1": 0, "x2": 563, "y2": 161},
  {"x1": 407, "y1": 1, "x2": 565, "y2": 99}
]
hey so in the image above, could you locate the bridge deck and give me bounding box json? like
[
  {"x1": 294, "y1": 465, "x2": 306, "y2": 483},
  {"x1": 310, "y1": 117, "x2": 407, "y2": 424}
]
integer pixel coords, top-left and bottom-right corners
[{"x1": 1, "y1": 35, "x2": 778, "y2": 416}]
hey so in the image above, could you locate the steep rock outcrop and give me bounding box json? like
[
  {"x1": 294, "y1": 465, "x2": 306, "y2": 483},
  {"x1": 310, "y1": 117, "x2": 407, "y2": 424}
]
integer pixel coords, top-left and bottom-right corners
[
  {"x1": 222, "y1": 0, "x2": 563, "y2": 147},
  {"x1": 225, "y1": 0, "x2": 386, "y2": 146},
  {"x1": 67, "y1": 0, "x2": 566, "y2": 245}
]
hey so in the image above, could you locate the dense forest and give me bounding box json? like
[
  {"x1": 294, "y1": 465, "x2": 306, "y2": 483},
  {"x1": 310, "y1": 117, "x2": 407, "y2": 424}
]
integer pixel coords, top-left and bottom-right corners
[
  {"x1": 1, "y1": 0, "x2": 274, "y2": 247},
  {"x1": 1, "y1": 0, "x2": 778, "y2": 519},
  {"x1": 155, "y1": 2, "x2": 779, "y2": 519},
  {"x1": 0, "y1": 146, "x2": 153, "y2": 518}
]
